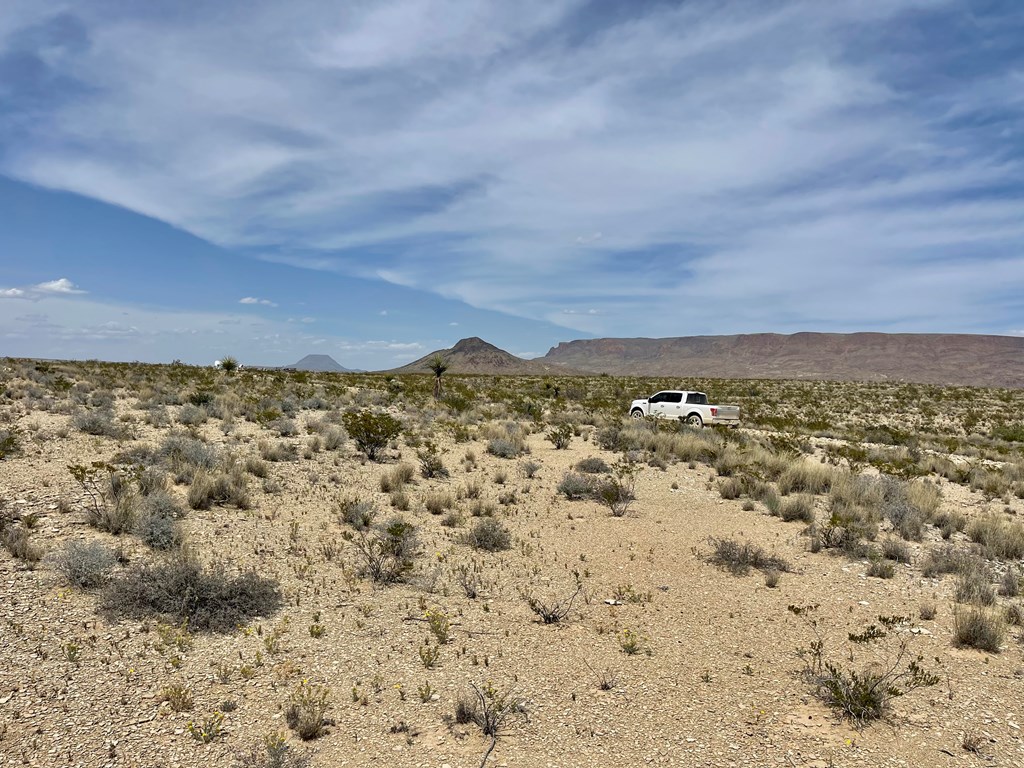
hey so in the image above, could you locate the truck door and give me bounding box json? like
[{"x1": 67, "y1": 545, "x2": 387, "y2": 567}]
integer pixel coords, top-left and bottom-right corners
[
  {"x1": 648, "y1": 392, "x2": 668, "y2": 417},
  {"x1": 664, "y1": 391, "x2": 683, "y2": 417}
]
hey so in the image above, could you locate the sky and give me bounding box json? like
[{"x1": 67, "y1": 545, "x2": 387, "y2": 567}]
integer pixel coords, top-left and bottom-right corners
[{"x1": 1, "y1": 0, "x2": 1022, "y2": 370}]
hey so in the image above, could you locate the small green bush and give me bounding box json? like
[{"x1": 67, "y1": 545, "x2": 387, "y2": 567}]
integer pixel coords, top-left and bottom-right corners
[
  {"x1": 342, "y1": 410, "x2": 402, "y2": 461},
  {"x1": 557, "y1": 472, "x2": 597, "y2": 500}
]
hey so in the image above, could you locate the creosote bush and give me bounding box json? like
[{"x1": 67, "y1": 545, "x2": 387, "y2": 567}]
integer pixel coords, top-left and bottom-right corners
[
  {"x1": 342, "y1": 410, "x2": 403, "y2": 461},
  {"x1": 101, "y1": 552, "x2": 281, "y2": 632}
]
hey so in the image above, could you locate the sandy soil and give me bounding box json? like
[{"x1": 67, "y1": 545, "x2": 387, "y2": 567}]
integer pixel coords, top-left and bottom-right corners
[{"x1": 1, "y1": 399, "x2": 1023, "y2": 768}]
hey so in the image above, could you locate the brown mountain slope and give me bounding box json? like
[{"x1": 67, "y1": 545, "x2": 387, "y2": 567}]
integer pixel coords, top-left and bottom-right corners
[
  {"x1": 387, "y1": 337, "x2": 581, "y2": 375},
  {"x1": 541, "y1": 332, "x2": 1024, "y2": 388}
]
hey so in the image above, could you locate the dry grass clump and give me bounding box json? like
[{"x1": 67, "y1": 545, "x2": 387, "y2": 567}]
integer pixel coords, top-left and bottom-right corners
[
  {"x1": 260, "y1": 440, "x2": 298, "y2": 462},
  {"x1": 101, "y1": 552, "x2": 281, "y2": 631},
  {"x1": 188, "y1": 468, "x2": 251, "y2": 510},
  {"x1": 921, "y1": 544, "x2": 987, "y2": 579},
  {"x1": 779, "y1": 495, "x2": 815, "y2": 523},
  {"x1": 73, "y1": 409, "x2": 125, "y2": 438},
  {"x1": 718, "y1": 477, "x2": 743, "y2": 500},
  {"x1": 87, "y1": 471, "x2": 141, "y2": 535},
  {"x1": 380, "y1": 463, "x2": 416, "y2": 492},
  {"x1": 966, "y1": 515, "x2": 1024, "y2": 561},
  {"x1": 954, "y1": 569, "x2": 996, "y2": 606},
  {"x1": 1, "y1": 521, "x2": 44, "y2": 565},
  {"x1": 575, "y1": 457, "x2": 610, "y2": 474},
  {"x1": 423, "y1": 491, "x2": 455, "y2": 516},
  {"x1": 952, "y1": 608, "x2": 1004, "y2": 653},
  {"x1": 778, "y1": 462, "x2": 835, "y2": 496},
  {"x1": 708, "y1": 537, "x2": 791, "y2": 576}
]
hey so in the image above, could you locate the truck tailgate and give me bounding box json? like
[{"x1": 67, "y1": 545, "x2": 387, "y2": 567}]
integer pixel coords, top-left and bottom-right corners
[{"x1": 713, "y1": 405, "x2": 741, "y2": 424}]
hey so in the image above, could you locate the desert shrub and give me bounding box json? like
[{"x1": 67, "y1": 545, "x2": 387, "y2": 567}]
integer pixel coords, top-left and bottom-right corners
[
  {"x1": 546, "y1": 424, "x2": 573, "y2": 449},
  {"x1": 342, "y1": 410, "x2": 403, "y2": 461},
  {"x1": 73, "y1": 409, "x2": 123, "y2": 438},
  {"x1": 160, "y1": 433, "x2": 219, "y2": 481},
  {"x1": 0, "y1": 427, "x2": 20, "y2": 459},
  {"x1": 188, "y1": 469, "x2": 251, "y2": 510},
  {"x1": 52, "y1": 539, "x2": 118, "y2": 588},
  {"x1": 260, "y1": 440, "x2": 297, "y2": 462},
  {"x1": 880, "y1": 537, "x2": 912, "y2": 564},
  {"x1": 521, "y1": 460, "x2": 542, "y2": 478},
  {"x1": 952, "y1": 608, "x2": 1004, "y2": 653},
  {"x1": 932, "y1": 509, "x2": 967, "y2": 539},
  {"x1": 233, "y1": 732, "x2": 310, "y2": 768},
  {"x1": 866, "y1": 558, "x2": 895, "y2": 579},
  {"x1": 998, "y1": 568, "x2": 1020, "y2": 598},
  {"x1": 522, "y1": 577, "x2": 584, "y2": 624},
  {"x1": 595, "y1": 464, "x2": 638, "y2": 517},
  {"x1": 780, "y1": 495, "x2": 815, "y2": 524},
  {"x1": 245, "y1": 456, "x2": 270, "y2": 478},
  {"x1": 878, "y1": 477, "x2": 926, "y2": 541},
  {"x1": 270, "y1": 418, "x2": 299, "y2": 437},
  {"x1": 793, "y1": 608, "x2": 940, "y2": 724},
  {"x1": 487, "y1": 438, "x2": 523, "y2": 459},
  {"x1": 778, "y1": 462, "x2": 835, "y2": 495},
  {"x1": 177, "y1": 404, "x2": 207, "y2": 426},
  {"x1": 465, "y1": 518, "x2": 511, "y2": 552},
  {"x1": 379, "y1": 463, "x2": 415, "y2": 492},
  {"x1": 337, "y1": 497, "x2": 376, "y2": 530},
  {"x1": 136, "y1": 492, "x2": 186, "y2": 550},
  {"x1": 708, "y1": 537, "x2": 791, "y2": 576},
  {"x1": 954, "y1": 569, "x2": 996, "y2": 606},
  {"x1": 102, "y1": 552, "x2": 281, "y2": 631},
  {"x1": 967, "y1": 514, "x2": 1024, "y2": 561},
  {"x1": 137, "y1": 466, "x2": 169, "y2": 496},
  {"x1": 417, "y1": 445, "x2": 449, "y2": 479},
  {"x1": 1, "y1": 524, "x2": 43, "y2": 565},
  {"x1": 575, "y1": 457, "x2": 610, "y2": 475},
  {"x1": 456, "y1": 682, "x2": 526, "y2": 738},
  {"x1": 87, "y1": 473, "x2": 140, "y2": 535},
  {"x1": 285, "y1": 682, "x2": 331, "y2": 740},
  {"x1": 345, "y1": 517, "x2": 418, "y2": 584},
  {"x1": 921, "y1": 545, "x2": 986, "y2": 579},
  {"x1": 321, "y1": 426, "x2": 346, "y2": 451},
  {"x1": 718, "y1": 478, "x2": 743, "y2": 500},
  {"x1": 557, "y1": 472, "x2": 598, "y2": 500},
  {"x1": 423, "y1": 491, "x2": 455, "y2": 516}
]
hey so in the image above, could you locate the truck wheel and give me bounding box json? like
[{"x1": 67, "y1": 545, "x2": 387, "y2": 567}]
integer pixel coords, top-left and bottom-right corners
[
  {"x1": 685, "y1": 413, "x2": 704, "y2": 428},
  {"x1": 630, "y1": 409, "x2": 645, "y2": 420}
]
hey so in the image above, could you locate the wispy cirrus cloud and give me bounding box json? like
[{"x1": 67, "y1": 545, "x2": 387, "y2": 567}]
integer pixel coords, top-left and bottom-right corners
[{"x1": 1, "y1": 0, "x2": 1022, "y2": 339}]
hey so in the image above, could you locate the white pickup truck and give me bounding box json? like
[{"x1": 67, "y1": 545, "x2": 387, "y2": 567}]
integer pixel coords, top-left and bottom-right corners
[{"x1": 628, "y1": 390, "x2": 740, "y2": 428}]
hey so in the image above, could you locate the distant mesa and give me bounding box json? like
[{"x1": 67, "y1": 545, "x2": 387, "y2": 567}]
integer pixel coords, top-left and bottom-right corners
[
  {"x1": 387, "y1": 337, "x2": 580, "y2": 375},
  {"x1": 285, "y1": 354, "x2": 358, "y2": 373},
  {"x1": 540, "y1": 332, "x2": 1024, "y2": 389}
]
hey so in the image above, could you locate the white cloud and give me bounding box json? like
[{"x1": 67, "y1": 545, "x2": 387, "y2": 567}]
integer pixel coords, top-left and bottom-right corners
[
  {"x1": 0, "y1": 278, "x2": 86, "y2": 300},
  {"x1": 239, "y1": 297, "x2": 278, "y2": 307},
  {"x1": 1, "y1": 1, "x2": 1022, "y2": 337},
  {"x1": 34, "y1": 278, "x2": 85, "y2": 295}
]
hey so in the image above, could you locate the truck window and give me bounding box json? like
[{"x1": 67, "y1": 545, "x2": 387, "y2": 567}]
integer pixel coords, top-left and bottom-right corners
[
  {"x1": 664, "y1": 392, "x2": 683, "y2": 403},
  {"x1": 685, "y1": 393, "x2": 708, "y2": 405},
  {"x1": 649, "y1": 392, "x2": 666, "y2": 403}
]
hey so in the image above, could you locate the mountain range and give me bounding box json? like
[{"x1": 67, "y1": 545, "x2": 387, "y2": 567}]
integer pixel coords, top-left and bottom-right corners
[{"x1": 284, "y1": 333, "x2": 1024, "y2": 388}]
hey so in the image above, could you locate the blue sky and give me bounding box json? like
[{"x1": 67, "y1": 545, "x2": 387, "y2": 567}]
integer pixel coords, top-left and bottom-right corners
[{"x1": 1, "y1": 0, "x2": 1022, "y2": 369}]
